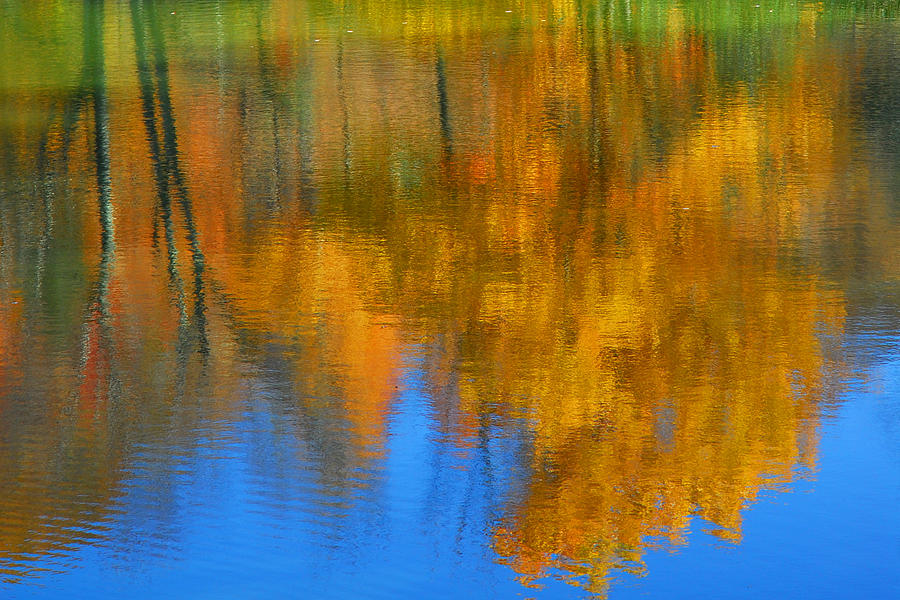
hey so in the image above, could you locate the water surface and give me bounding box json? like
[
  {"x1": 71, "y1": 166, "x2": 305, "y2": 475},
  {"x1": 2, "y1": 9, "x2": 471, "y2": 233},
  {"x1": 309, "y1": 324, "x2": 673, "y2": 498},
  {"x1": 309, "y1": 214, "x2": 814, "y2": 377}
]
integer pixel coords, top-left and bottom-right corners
[{"x1": 0, "y1": 1, "x2": 898, "y2": 597}]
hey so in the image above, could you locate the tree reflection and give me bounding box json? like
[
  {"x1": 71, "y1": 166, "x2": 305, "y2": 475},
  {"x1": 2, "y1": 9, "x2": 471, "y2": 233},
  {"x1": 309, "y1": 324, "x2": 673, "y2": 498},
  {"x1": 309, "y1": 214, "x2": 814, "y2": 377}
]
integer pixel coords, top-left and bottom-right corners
[{"x1": 0, "y1": 0, "x2": 895, "y2": 595}]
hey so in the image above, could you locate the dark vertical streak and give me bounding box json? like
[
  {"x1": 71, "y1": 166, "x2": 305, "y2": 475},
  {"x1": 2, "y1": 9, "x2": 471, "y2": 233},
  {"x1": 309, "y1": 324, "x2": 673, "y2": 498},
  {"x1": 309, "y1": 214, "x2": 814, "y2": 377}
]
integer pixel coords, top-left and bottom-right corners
[
  {"x1": 130, "y1": 0, "x2": 189, "y2": 336},
  {"x1": 78, "y1": 0, "x2": 120, "y2": 414},
  {"x1": 436, "y1": 46, "x2": 453, "y2": 155},
  {"x1": 58, "y1": 89, "x2": 88, "y2": 172},
  {"x1": 86, "y1": 1, "x2": 114, "y2": 262},
  {"x1": 586, "y1": 6, "x2": 601, "y2": 174},
  {"x1": 296, "y1": 54, "x2": 317, "y2": 213},
  {"x1": 336, "y1": 36, "x2": 351, "y2": 183},
  {"x1": 255, "y1": 9, "x2": 284, "y2": 205},
  {"x1": 146, "y1": 3, "x2": 209, "y2": 355},
  {"x1": 35, "y1": 93, "x2": 88, "y2": 299},
  {"x1": 34, "y1": 130, "x2": 55, "y2": 300}
]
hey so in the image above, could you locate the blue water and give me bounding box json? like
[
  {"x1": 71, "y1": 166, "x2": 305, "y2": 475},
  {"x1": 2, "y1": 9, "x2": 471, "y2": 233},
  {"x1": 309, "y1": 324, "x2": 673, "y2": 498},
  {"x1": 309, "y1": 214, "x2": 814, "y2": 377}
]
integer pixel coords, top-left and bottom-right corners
[{"x1": 6, "y1": 343, "x2": 896, "y2": 599}]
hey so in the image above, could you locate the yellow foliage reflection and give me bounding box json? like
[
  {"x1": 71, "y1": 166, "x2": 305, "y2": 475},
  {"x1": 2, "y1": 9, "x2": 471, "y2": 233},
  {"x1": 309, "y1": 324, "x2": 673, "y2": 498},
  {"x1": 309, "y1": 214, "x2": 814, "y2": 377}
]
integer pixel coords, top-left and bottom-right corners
[{"x1": 0, "y1": 0, "x2": 894, "y2": 594}]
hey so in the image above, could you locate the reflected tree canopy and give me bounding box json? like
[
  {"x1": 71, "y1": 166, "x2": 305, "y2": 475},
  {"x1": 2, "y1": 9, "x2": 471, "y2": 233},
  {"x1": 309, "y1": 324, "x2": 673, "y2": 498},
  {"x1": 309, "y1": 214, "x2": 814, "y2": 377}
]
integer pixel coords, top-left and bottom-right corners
[{"x1": 0, "y1": 0, "x2": 897, "y2": 595}]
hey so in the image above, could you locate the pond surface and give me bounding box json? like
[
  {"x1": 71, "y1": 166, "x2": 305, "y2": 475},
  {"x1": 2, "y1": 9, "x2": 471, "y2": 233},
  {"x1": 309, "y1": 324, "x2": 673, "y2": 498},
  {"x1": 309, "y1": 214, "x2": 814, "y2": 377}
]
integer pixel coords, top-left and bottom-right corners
[{"x1": 1, "y1": 1, "x2": 899, "y2": 597}]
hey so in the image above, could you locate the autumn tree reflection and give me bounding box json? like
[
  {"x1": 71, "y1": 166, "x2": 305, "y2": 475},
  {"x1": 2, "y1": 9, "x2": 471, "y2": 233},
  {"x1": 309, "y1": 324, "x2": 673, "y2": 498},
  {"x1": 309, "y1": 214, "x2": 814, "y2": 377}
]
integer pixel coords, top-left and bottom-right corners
[
  {"x1": 0, "y1": 0, "x2": 126, "y2": 575},
  {"x1": 0, "y1": 0, "x2": 895, "y2": 593}
]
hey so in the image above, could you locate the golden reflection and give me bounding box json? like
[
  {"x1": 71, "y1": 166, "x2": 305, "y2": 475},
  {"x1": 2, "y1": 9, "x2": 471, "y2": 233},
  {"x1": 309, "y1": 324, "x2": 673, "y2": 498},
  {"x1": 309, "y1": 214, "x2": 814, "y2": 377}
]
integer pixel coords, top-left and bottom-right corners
[{"x1": 0, "y1": 0, "x2": 894, "y2": 593}]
